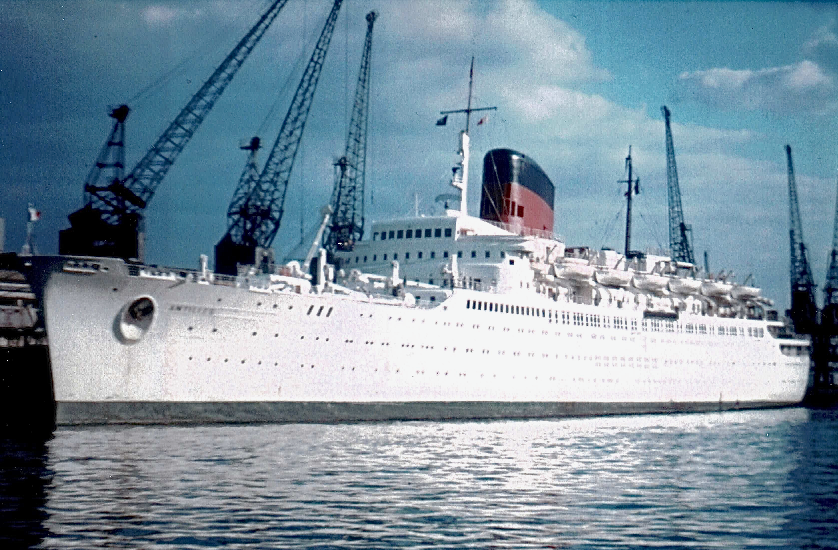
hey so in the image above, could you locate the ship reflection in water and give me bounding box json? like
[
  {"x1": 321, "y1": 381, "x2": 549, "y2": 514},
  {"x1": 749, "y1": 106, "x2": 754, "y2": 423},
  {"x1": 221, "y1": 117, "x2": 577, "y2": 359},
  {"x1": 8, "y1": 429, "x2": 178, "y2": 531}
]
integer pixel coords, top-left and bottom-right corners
[{"x1": 1, "y1": 408, "x2": 837, "y2": 548}]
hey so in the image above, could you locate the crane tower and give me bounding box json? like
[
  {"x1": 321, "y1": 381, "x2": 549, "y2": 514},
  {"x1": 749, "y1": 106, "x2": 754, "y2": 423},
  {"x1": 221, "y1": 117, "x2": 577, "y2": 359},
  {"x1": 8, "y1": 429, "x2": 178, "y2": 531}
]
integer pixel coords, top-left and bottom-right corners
[
  {"x1": 661, "y1": 106, "x2": 694, "y2": 264},
  {"x1": 215, "y1": 0, "x2": 344, "y2": 275},
  {"x1": 325, "y1": 11, "x2": 377, "y2": 258},
  {"x1": 59, "y1": 0, "x2": 291, "y2": 262},
  {"x1": 785, "y1": 144, "x2": 818, "y2": 335}
]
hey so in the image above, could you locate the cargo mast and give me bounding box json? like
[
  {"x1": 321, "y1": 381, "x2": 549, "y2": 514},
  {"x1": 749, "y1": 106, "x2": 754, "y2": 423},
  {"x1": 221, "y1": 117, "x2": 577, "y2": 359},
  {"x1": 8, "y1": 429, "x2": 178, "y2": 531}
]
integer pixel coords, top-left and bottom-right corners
[{"x1": 620, "y1": 146, "x2": 640, "y2": 255}]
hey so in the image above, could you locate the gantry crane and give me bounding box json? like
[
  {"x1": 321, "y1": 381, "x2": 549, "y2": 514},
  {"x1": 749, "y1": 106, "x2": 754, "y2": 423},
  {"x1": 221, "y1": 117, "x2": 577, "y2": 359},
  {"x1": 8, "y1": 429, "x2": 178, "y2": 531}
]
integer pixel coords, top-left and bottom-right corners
[
  {"x1": 785, "y1": 144, "x2": 818, "y2": 335},
  {"x1": 59, "y1": 0, "x2": 291, "y2": 261},
  {"x1": 215, "y1": 0, "x2": 343, "y2": 275},
  {"x1": 324, "y1": 11, "x2": 377, "y2": 259},
  {"x1": 661, "y1": 106, "x2": 695, "y2": 264}
]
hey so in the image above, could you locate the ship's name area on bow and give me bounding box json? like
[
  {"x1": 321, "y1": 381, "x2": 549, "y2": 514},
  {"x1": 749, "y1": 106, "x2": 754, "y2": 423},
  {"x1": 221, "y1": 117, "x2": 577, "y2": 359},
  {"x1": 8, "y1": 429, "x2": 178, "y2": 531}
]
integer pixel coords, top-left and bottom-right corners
[{"x1": 169, "y1": 304, "x2": 216, "y2": 316}]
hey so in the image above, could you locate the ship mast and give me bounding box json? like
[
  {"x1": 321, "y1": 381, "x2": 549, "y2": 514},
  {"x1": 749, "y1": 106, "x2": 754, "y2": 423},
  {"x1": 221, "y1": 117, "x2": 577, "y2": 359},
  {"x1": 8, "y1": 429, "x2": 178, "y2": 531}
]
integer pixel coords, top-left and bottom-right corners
[
  {"x1": 620, "y1": 146, "x2": 639, "y2": 254},
  {"x1": 438, "y1": 58, "x2": 495, "y2": 216}
]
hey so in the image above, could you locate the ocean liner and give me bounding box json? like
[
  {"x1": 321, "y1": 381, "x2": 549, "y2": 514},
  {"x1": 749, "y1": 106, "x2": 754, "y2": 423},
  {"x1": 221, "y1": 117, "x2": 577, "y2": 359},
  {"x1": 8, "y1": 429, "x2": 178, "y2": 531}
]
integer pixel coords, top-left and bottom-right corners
[{"x1": 32, "y1": 114, "x2": 810, "y2": 425}]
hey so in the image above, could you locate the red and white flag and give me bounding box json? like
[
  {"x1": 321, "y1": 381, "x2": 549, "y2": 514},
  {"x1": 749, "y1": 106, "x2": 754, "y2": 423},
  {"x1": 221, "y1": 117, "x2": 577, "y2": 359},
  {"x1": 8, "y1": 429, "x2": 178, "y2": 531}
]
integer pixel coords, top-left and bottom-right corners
[
  {"x1": 477, "y1": 114, "x2": 489, "y2": 125},
  {"x1": 28, "y1": 205, "x2": 41, "y2": 222}
]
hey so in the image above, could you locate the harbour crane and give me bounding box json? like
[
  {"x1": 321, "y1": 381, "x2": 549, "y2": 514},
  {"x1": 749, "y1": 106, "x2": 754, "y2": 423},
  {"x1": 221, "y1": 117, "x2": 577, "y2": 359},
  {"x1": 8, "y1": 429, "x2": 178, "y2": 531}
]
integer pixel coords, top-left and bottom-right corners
[
  {"x1": 815, "y1": 175, "x2": 838, "y2": 390},
  {"x1": 661, "y1": 106, "x2": 695, "y2": 264},
  {"x1": 215, "y1": 0, "x2": 344, "y2": 276},
  {"x1": 785, "y1": 144, "x2": 818, "y2": 335},
  {"x1": 58, "y1": 0, "x2": 291, "y2": 262},
  {"x1": 324, "y1": 11, "x2": 378, "y2": 259},
  {"x1": 823, "y1": 176, "x2": 838, "y2": 310}
]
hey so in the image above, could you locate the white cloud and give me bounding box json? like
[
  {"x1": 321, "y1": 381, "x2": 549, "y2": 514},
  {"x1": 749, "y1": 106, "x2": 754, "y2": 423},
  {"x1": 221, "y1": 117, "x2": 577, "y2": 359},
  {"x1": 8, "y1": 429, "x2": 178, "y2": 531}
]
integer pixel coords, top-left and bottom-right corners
[
  {"x1": 678, "y1": 61, "x2": 837, "y2": 115},
  {"x1": 804, "y1": 18, "x2": 838, "y2": 52}
]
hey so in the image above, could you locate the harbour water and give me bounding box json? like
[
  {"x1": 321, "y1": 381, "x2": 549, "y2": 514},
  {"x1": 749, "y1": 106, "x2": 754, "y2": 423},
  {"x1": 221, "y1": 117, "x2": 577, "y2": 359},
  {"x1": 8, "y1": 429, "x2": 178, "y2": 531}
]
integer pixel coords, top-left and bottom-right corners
[{"x1": 2, "y1": 408, "x2": 837, "y2": 549}]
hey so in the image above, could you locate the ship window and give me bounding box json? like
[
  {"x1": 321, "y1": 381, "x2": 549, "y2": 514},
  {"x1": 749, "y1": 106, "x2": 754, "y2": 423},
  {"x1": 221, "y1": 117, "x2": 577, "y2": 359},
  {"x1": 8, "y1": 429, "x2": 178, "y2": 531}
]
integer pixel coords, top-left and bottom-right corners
[
  {"x1": 485, "y1": 251, "x2": 490, "y2": 258},
  {"x1": 500, "y1": 251, "x2": 506, "y2": 258},
  {"x1": 425, "y1": 229, "x2": 432, "y2": 238},
  {"x1": 373, "y1": 255, "x2": 377, "y2": 261},
  {"x1": 443, "y1": 251, "x2": 449, "y2": 258},
  {"x1": 471, "y1": 251, "x2": 477, "y2": 258},
  {"x1": 435, "y1": 228, "x2": 442, "y2": 238},
  {"x1": 373, "y1": 232, "x2": 379, "y2": 240},
  {"x1": 355, "y1": 257, "x2": 359, "y2": 263},
  {"x1": 509, "y1": 201, "x2": 516, "y2": 216},
  {"x1": 415, "y1": 229, "x2": 422, "y2": 239},
  {"x1": 517, "y1": 205, "x2": 525, "y2": 217},
  {"x1": 394, "y1": 253, "x2": 398, "y2": 260},
  {"x1": 381, "y1": 232, "x2": 387, "y2": 241},
  {"x1": 364, "y1": 256, "x2": 368, "y2": 262},
  {"x1": 389, "y1": 231, "x2": 395, "y2": 239},
  {"x1": 397, "y1": 230, "x2": 404, "y2": 239},
  {"x1": 431, "y1": 252, "x2": 436, "y2": 259},
  {"x1": 317, "y1": 306, "x2": 324, "y2": 316},
  {"x1": 458, "y1": 251, "x2": 463, "y2": 258},
  {"x1": 467, "y1": 300, "x2": 471, "y2": 309},
  {"x1": 418, "y1": 252, "x2": 423, "y2": 259},
  {"x1": 429, "y1": 278, "x2": 434, "y2": 285},
  {"x1": 326, "y1": 307, "x2": 333, "y2": 317},
  {"x1": 406, "y1": 229, "x2": 413, "y2": 238},
  {"x1": 509, "y1": 259, "x2": 515, "y2": 265},
  {"x1": 383, "y1": 254, "x2": 387, "y2": 260},
  {"x1": 445, "y1": 228, "x2": 452, "y2": 237},
  {"x1": 477, "y1": 302, "x2": 482, "y2": 311},
  {"x1": 718, "y1": 326, "x2": 725, "y2": 335}
]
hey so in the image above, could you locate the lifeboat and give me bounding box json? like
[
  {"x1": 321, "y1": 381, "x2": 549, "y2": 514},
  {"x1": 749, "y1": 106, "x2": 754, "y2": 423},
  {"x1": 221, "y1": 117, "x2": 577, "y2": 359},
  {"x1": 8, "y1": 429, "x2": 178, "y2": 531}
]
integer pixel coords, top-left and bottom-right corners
[
  {"x1": 731, "y1": 285, "x2": 761, "y2": 300},
  {"x1": 700, "y1": 280, "x2": 733, "y2": 298},
  {"x1": 555, "y1": 258, "x2": 595, "y2": 281},
  {"x1": 594, "y1": 268, "x2": 633, "y2": 288},
  {"x1": 668, "y1": 277, "x2": 703, "y2": 295},
  {"x1": 632, "y1": 273, "x2": 669, "y2": 293}
]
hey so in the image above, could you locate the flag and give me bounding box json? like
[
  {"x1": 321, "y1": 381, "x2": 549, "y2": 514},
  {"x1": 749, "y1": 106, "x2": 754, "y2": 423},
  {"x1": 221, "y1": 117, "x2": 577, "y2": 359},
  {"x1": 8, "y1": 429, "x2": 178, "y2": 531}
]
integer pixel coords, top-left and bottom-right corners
[
  {"x1": 28, "y1": 205, "x2": 40, "y2": 222},
  {"x1": 477, "y1": 114, "x2": 489, "y2": 125},
  {"x1": 436, "y1": 115, "x2": 448, "y2": 126}
]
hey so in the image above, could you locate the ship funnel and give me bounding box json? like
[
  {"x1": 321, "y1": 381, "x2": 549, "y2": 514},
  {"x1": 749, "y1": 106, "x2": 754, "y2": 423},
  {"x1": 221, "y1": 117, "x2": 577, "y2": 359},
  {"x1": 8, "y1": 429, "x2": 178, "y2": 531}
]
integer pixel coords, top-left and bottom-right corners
[{"x1": 480, "y1": 149, "x2": 555, "y2": 234}]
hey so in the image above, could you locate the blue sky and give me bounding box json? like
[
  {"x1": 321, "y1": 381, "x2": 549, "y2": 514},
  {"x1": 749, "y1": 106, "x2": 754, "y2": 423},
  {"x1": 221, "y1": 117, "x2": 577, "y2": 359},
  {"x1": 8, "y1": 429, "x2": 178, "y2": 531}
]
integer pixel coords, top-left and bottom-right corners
[{"x1": 1, "y1": 0, "x2": 837, "y2": 312}]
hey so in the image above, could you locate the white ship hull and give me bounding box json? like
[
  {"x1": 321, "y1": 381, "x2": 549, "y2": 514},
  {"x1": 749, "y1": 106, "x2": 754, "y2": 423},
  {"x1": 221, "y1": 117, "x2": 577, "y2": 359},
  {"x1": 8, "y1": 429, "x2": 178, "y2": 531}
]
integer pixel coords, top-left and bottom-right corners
[{"x1": 40, "y1": 257, "x2": 810, "y2": 425}]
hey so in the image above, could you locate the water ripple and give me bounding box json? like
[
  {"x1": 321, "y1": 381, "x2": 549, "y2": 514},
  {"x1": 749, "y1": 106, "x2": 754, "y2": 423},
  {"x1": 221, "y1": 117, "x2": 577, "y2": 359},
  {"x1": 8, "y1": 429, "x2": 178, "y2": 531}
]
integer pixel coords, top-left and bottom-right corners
[{"x1": 1, "y1": 408, "x2": 837, "y2": 548}]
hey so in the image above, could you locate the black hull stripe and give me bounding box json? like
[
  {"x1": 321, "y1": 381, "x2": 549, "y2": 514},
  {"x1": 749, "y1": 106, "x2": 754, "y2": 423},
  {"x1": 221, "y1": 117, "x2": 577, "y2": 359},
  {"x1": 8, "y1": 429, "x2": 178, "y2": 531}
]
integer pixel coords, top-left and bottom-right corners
[{"x1": 56, "y1": 400, "x2": 803, "y2": 426}]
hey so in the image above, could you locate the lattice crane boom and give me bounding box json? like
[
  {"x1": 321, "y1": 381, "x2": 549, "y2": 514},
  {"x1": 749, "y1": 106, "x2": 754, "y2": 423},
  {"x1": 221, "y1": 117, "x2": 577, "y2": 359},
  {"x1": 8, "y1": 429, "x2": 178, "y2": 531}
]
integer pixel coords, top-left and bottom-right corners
[
  {"x1": 215, "y1": 0, "x2": 344, "y2": 275},
  {"x1": 60, "y1": 0, "x2": 291, "y2": 261},
  {"x1": 786, "y1": 144, "x2": 818, "y2": 334},
  {"x1": 325, "y1": 10, "x2": 377, "y2": 256},
  {"x1": 661, "y1": 106, "x2": 695, "y2": 264}
]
